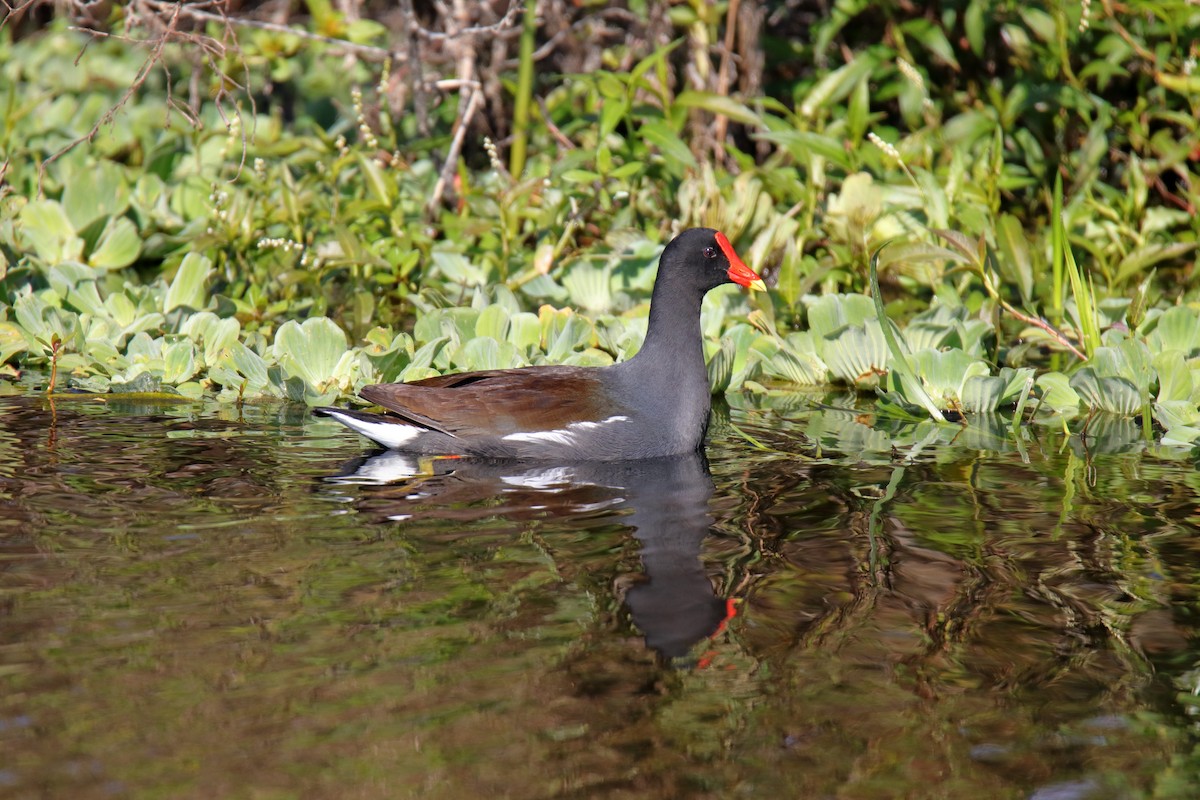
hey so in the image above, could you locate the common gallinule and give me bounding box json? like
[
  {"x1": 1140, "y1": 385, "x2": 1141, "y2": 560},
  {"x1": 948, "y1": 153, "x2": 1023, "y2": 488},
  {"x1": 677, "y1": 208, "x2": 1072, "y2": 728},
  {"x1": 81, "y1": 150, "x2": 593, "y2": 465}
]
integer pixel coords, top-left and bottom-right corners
[{"x1": 316, "y1": 228, "x2": 764, "y2": 459}]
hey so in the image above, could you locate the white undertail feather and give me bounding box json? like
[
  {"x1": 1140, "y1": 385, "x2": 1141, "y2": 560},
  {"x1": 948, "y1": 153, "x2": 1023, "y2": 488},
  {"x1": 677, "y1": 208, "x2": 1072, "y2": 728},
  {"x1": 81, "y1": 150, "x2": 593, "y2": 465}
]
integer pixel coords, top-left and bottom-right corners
[{"x1": 326, "y1": 411, "x2": 424, "y2": 450}]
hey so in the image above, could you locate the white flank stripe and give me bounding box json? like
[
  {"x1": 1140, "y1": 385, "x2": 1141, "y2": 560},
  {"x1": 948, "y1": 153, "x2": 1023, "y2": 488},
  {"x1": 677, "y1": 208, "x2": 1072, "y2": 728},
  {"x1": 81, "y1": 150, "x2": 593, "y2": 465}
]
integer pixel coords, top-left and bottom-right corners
[
  {"x1": 502, "y1": 415, "x2": 630, "y2": 446},
  {"x1": 327, "y1": 411, "x2": 423, "y2": 449}
]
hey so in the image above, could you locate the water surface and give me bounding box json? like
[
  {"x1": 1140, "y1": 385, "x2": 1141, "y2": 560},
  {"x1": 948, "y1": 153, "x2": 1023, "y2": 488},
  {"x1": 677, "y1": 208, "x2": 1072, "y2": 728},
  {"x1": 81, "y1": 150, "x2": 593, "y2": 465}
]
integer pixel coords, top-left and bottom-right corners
[{"x1": 1, "y1": 395, "x2": 1198, "y2": 798}]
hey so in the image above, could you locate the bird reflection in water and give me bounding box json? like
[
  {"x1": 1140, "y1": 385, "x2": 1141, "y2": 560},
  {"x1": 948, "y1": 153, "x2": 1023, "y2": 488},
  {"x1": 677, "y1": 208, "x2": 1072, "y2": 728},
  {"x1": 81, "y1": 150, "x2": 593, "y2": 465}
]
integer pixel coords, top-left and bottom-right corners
[{"x1": 326, "y1": 450, "x2": 730, "y2": 664}]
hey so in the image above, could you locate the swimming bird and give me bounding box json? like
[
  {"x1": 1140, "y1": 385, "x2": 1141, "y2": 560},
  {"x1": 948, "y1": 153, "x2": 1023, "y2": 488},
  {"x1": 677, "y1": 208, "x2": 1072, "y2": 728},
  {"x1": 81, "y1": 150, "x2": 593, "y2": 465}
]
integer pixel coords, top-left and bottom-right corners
[{"x1": 316, "y1": 228, "x2": 764, "y2": 460}]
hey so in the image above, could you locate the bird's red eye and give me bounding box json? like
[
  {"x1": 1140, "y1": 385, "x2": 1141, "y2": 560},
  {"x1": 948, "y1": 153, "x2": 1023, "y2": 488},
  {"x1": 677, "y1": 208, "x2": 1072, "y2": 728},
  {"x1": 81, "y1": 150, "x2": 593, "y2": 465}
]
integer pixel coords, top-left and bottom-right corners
[{"x1": 703, "y1": 246, "x2": 717, "y2": 259}]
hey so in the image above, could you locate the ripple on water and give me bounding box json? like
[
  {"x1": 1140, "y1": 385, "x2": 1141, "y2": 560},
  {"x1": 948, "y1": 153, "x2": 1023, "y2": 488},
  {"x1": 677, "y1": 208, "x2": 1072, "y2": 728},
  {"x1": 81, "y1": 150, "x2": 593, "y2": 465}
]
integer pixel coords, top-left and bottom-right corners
[{"x1": 0, "y1": 396, "x2": 1195, "y2": 798}]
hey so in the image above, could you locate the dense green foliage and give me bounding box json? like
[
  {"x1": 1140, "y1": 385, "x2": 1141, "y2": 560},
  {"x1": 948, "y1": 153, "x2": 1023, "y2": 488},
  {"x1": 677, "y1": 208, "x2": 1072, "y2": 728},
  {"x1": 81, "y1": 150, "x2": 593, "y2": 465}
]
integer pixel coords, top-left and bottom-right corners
[{"x1": 1, "y1": 2, "x2": 1198, "y2": 447}]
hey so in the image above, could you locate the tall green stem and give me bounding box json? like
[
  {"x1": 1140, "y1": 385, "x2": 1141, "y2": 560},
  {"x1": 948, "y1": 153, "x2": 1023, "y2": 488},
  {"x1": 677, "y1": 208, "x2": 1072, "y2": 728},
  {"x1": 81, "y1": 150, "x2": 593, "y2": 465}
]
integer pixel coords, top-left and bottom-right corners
[
  {"x1": 1051, "y1": 173, "x2": 1064, "y2": 324},
  {"x1": 508, "y1": 0, "x2": 537, "y2": 179}
]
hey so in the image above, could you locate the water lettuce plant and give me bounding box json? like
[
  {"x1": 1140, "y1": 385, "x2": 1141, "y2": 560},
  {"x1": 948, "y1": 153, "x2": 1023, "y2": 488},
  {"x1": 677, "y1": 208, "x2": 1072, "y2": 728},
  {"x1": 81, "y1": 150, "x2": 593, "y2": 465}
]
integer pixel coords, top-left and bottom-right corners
[{"x1": 1, "y1": 2, "x2": 1198, "y2": 451}]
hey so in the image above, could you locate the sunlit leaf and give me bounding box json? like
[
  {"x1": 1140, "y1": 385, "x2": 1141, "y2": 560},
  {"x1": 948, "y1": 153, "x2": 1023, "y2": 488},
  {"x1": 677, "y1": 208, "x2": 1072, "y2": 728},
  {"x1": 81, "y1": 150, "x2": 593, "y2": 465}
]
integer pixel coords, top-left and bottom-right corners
[
  {"x1": 62, "y1": 160, "x2": 130, "y2": 230},
  {"x1": 164, "y1": 253, "x2": 213, "y2": 313},
  {"x1": 0, "y1": 322, "x2": 29, "y2": 365},
  {"x1": 707, "y1": 336, "x2": 735, "y2": 394},
  {"x1": 18, "y1": 200, "x2": 83, "y2": 264},
  {"x1": 1070, "y1": 368, "x2": 1143, "y2": 416},
  {"x1": 475, "y1": 304, "x2": 511, "y2": 342},
  {"x1": 1115, "y1": 243, "x2": 1198, "y2": 286},
  {"x1": 274, "y1": 316, "x2": 349, "y2": 391},
  {"x1": 797, "y1": 54, "x2": 875, "y2": 117},
  {"x1": 995, "y1": 213, "x2": 1033, "y2": 305},
  {"x1": 675, "y1": 91, "x2": 762, "y2": 126},
  {"x1": 88, "y1": 216, "x2": 141, "y2": 270},
  {"x1": 162, "y1": 338, "x2": 198, "y2": 384},
  {"x1": 1036, "y1": 372, "x2": 1080, "y2": 414},
  {"x1": 640, "y1": 119, "x2": 696, "y2": 173},
  {"x1": 1148, "y1": 306, "x2": 1200, "y2": 356}
]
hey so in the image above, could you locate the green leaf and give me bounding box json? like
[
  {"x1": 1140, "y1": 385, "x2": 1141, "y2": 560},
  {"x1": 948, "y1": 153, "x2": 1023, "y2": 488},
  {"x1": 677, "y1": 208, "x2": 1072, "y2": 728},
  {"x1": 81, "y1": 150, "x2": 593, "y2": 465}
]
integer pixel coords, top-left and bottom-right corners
[
  {"x1": 960, "y1": 374, "x2": 1005, "y2": 413},
  {"x1": 18, "y1": 200, "x2": 83, "y2": 263},
  {"x1": 1070, "y1": 368, "x2": 1142, "y2": 416},
  {"x1": 454, "y1": 336, "x2": 521, "y2": 372},
  {"x1": 599, "y1": 95, "x2": 630, "y2": 139},
  {"x1": 346, "y1": 18, "x2": 387, "y2": 44},
  {"x1": 546, "y1": 314, "x2": 593, "y2": 362},
  {"x1": 901, "y1": 19, "x2": 961, "y2": 70},
  {"x1": 1115, "y1": 242, "x2": 1198, "y2": 286},
  {"x1": 965, "y1": 0, "x2": 987, "y2": 55},
  {"x1": 1160, "y1": 424, "x2": 1200, "y2": 447},
  {"x1": 822, "y1": 323, "x2": 889, "y2": 389},
  {"x1": 1149, "y1": 306, "x2": 1200, "y2": 355},
  {"x1": 640, "y1": 119, "x2": 696, "y2": 173},
  {"x1": 162, "y1": 338, "x2": 199, "y2": 384},
  {"x1": 508, "y1": 312, "x2": 542, "y2": 352},
  {"x1": 757, "y1": 129, "x2": 852, "y2": 171},
  {"x1": 273, "y1": 317, "x2": 349, "y2": 390},
  {"x1": 707, "y1": 337, "x2": 735, "y2": 394},
  {"x1": 182, "y1": 312, "x2": 241, "y2": 366},
  {"x1": 630, "y1": 39, "x2": 683, "y2": 84},
  {"x1": 608, "y1": 161, "x2": 645, "y2": 180},
  {"x1": 911, "y1": 348, "x2": 990, "y2": 408},
  {"x1": 808, "y1": 293, "x2": 878, "y2": 338},
  {"x1": 561, "y1": 169, "x2": 602, "y2": 184},
  {"x1": 0, "y1": 322, "x2": 29, "y2": 365},
  {"x1": 227, "y1": 342, "x2": 272, "y2": 396},
  {"x1": 995, "y1": 214, "x2": 1034, "y2": 305},
  {"x1": 797, "y1": 54, "x2": 875, "y2": 117},
  {"x1": 674, "y1": 91, "x2": 762, "y2": 126},
  {"x1": 847, "y1": 75, "x2": 869, "y2": 143},
  {"x1": 1156, "y1": 71, "x2": 1200, "y2": 96},
  {"x1": 1036, "y1": 372, "x2": 1080, "y2": 414},
  {"x1": 1154, "y1": 351, "x2": 1192, "y2": 403},
  {"x1": 164, "y1": 253, "x2": 213, "y2": 313},
  {"x1": 876, "y1": 241, "x2": 971, "y2": 273},
  {"x1": 88, "y1": 216, "x2": 141, "y2": 270},
  {"x1": 869, "y1": 245, "x2": 945, "y2": 420},
  {"x1": 929, "y1": 228, "x2": 982, "y2": 269},
  {"x1": 475, "y1": 304, "x2": 511, "y2": 342},
  {"x1": 62, "y1": 160, "x2": 130, "y2": 230},
  {"x1": 561, "y1": 261, "x2": 613, "y2": 312},
  {"x1": 431, "y1": 249, "x2": 487, "y2": 286},
  {"x1": 1018, "y1": 7, "x2": 1057, "y2": 42},
  {"x1": 764, "y1": 346, "x2": 826, "y2": 386},
  {"x1": 357, "y1": 153, "x2": 394, "y2": 205}
]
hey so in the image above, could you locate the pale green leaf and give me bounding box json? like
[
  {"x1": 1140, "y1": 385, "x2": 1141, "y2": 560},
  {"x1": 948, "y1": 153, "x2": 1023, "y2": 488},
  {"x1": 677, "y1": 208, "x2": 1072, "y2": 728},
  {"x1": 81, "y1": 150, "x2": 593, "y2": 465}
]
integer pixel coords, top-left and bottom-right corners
[
  {"x1": 1036, "y1": 371, "x2": 1080, "y2": 414},
  {"x1": 164, "y1": 253, "x2": 213, "y2": 313},
  {"x1": 640, "y1": 119, "x2": 697, "y2": 172},
  {"x1": 674, "y1": 91, "x2": 762, "y2": 126},
  {"x1": 18, "y1": 200, "x2": 83, "y2": 264},
  {"x1": 88, "y1": 216, "x2": 141, "y2": 270},
  {"x1": 273, "y1": 317, "x2": 349, "y2": 390}
]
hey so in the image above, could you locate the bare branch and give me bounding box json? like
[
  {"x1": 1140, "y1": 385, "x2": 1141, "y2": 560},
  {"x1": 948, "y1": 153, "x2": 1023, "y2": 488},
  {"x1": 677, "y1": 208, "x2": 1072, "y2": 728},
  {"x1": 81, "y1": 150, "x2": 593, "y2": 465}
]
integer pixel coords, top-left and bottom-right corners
[
  {"x1": 427, "y1": 89, "x2": 483, "y2": 218},
  {"x1": 419, "y1": 0, "x2": 522, "y2": 42}
]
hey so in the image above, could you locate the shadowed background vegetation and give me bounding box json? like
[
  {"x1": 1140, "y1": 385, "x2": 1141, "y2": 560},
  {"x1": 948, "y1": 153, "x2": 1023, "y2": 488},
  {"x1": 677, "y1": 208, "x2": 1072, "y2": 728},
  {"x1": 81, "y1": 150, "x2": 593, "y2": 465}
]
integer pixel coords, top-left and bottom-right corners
[{"x1": 1, "y1": 0, "x2": 1198, "y2": 449}]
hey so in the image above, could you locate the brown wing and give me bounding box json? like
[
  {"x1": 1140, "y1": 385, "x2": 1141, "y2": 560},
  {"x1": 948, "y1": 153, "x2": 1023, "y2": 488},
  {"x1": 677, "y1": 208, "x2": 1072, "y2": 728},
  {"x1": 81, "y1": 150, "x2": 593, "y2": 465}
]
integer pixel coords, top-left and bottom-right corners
[{"x1": 358, "y1": 366, "x2": 619, "y2": 438}]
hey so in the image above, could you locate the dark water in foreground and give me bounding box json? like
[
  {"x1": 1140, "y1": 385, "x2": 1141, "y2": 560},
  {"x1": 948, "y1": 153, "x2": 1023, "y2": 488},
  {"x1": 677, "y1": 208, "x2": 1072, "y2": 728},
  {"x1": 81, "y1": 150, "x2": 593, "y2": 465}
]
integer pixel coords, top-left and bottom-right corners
[{"x1": 2, "y1": 395, "x2": 1199, "y2": 799}]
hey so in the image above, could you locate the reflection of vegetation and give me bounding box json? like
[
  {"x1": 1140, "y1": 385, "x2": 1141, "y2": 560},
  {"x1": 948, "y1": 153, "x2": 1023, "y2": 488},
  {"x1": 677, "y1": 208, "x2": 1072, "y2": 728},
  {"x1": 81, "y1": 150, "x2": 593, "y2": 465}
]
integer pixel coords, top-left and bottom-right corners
[{"x1": 3, "y1": 396, "x2": 1200, "y2": 795}]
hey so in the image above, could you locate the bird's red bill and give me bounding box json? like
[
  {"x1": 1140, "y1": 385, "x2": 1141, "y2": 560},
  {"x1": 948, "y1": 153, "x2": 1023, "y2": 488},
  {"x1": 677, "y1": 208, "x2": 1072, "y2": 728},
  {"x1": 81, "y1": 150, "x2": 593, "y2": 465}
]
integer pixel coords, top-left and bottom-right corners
[{"x1": 716, "y1": 232, "x2": 764, "y2": 288}]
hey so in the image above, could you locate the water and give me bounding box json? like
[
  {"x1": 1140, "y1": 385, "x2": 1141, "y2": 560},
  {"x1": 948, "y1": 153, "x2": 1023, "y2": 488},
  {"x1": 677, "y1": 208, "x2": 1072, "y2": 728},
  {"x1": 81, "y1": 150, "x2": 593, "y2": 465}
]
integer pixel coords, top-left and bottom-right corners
[{"x1": 1, "y1": 394, "x2": 1198, "y2": 798}]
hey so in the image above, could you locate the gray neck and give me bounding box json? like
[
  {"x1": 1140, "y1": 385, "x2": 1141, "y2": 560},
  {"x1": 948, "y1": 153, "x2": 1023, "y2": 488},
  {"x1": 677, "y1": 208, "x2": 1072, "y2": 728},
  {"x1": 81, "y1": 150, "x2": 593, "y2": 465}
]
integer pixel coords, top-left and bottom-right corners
[{"x1": 613, "y1": 280, "x2": 712, "y2": 448}]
